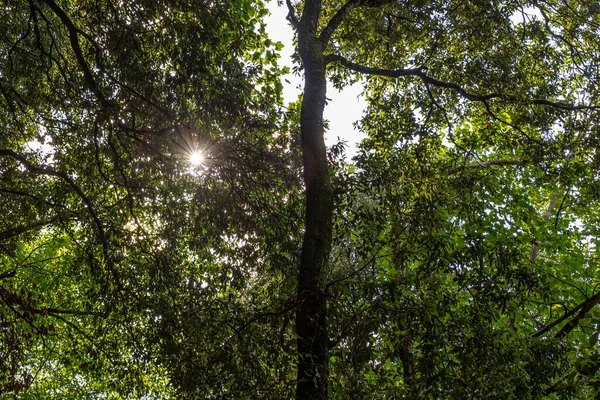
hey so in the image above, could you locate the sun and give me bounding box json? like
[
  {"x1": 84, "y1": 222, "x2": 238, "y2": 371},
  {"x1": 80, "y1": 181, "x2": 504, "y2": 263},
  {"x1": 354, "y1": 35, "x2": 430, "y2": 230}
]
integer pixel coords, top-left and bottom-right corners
[{"x1": 189, "y1": 151, "x2": 204, "y2": 165}]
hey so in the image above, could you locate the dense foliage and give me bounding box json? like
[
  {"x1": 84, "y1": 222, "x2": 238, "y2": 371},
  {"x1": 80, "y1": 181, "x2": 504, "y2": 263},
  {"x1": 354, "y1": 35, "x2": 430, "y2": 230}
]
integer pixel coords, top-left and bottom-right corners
[{"x1": 1, "y1": 0, "x2": 600, "y2": 398}]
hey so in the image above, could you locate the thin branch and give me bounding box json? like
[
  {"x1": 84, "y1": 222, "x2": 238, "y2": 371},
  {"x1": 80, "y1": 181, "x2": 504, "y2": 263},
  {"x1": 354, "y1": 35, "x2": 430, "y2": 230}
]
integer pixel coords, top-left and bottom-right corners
[
  {"x1": 555, "y1": 290, "x2": 600, "y2": 338},
  {"x1": 0, "y1": 149, "x2": 109, "y2": 264},
  {"x1": 482, "y1": 102, "x2": 541, "y2": 145},
  {"x1": 326, "y1": 54, "x2": 600, "y2": 110},
  {"x1": 326, "y1": 54, "x2": 497, "y2": 101},
  {"x1": 533, "y1": 299, "x2": 585, "y2": 337},
  {"x1": 326, "y1": 53, "x2": 425, "y2": 78},
  {"x1": 533, "y1": 289, "x2": 600, "y2": 338},
  {"x1": 41, "y1": 0, "x2": 175, "y2": 121},
  {"x1": 542, "y1": 370, "x2": 579, "y2": 395},
  {"x1": 448, "y1": 159, "x2": 523, "y2": 175},
  {"x1": 37, "y1": 307, "x2": 106, "y2": 317},
  {"x1": 0, "y1": 270, "x2": 16, "y2": 280},
  {"x1": 319, "y1": 0, "x2": 363, "y2": 46},
  {"x1": 1, "y1": 283, "x2": 105, "y2": 318},
  {"x1": 285, "y1": 0, "x2": 299, "y2": 27}
]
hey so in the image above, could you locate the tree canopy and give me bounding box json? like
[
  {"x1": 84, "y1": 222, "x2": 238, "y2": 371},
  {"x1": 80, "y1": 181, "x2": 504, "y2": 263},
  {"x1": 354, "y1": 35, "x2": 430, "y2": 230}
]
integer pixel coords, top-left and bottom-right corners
[{"x1": 1, "y1": 0, "x2": 600, "y2": 398}]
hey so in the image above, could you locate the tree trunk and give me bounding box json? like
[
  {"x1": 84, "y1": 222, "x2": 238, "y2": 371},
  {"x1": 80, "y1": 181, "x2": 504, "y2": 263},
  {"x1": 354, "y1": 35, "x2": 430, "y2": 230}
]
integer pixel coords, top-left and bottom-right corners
[{"x1": 295, "y1": 1, "x2": 333, "y2": 398}]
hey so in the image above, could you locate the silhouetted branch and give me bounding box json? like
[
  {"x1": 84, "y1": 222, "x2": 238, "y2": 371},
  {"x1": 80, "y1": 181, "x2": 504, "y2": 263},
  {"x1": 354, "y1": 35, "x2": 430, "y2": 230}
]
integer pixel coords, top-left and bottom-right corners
[
  {"x1": 533, "y1": 289, "x2": 600, "y2": 338},
  {"x1": 555, "y1": 290, "x2": 600, "y2": 338},
  {"x1": 327, "y1": 54, "x2": 600, "y2": 110},
  {"x1": 0, "y1": 270, "x2": 16, "y2": 280},
  {"x1": 39, "y1": 0, "x2": 110, "y2": 107},
  {"x1": 0, "y1": 149, "x2": 109, "y2": 266},
  {"x1": 285, "y1": 0, "x2": 299, "y2": 27}
]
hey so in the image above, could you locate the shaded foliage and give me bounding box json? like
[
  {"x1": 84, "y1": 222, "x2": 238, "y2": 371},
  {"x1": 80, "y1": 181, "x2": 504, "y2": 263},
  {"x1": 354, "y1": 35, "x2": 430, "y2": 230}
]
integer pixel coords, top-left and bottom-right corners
[{"x1": 1, "y1": 0, "x2": 600, "y2": 398}]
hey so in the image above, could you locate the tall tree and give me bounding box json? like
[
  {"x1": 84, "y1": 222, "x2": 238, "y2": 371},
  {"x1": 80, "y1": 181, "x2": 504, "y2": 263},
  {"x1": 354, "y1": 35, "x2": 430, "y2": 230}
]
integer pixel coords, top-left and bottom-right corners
[{"x1": 285, "y1": 0, "x2": 600, "y2": 398}]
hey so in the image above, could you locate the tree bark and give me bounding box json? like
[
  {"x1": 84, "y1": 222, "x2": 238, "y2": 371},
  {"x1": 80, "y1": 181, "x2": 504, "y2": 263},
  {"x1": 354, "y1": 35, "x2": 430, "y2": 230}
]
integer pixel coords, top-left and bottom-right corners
[{"x1": 295, "y1": 1, "x2": 333, "y2": 398}]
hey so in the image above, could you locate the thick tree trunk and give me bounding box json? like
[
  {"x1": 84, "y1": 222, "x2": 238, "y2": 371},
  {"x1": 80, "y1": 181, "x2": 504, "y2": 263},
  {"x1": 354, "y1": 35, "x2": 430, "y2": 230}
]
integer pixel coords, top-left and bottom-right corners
[{"x1": 295, "y1": 2, "x2": 333, "y2": 398}]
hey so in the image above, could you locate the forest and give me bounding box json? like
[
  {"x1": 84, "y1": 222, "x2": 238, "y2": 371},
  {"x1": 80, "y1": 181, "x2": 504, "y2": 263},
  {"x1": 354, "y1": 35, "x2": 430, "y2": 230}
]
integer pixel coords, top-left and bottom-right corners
[{"x1": 1, "y1": 0, "x2": 600, "y2": 398}]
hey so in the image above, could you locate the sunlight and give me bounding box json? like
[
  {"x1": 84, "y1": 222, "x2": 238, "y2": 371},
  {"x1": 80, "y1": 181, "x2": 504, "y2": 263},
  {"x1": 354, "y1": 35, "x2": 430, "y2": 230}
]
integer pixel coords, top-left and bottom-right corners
[{"x1": 189, "y1": 151, "x2": 204, "y2": 165}]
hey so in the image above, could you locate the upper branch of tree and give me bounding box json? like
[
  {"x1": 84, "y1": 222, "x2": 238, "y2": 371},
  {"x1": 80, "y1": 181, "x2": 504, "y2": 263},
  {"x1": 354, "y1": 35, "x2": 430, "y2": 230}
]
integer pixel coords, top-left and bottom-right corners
[
  {"x1": 555, "y1": 290, "x2": 600, "y2": 338},
  {"x1": 326, "y1": 54, "x2": 600, "y2": 110},
  {"x1": 39, "y1": 0, "x2": 111, "y2": 107},
  {"x1": 0, "y1": 270, "x2": 16, "y2": 280},
  {"x1": 0, "y1": 218, "x2": 57, "y2": 241},
  {"x1": 532, "y1": 300, "x2": 584, "y2": 338},
  {"x1": 285, "y1": 0, "x2": 299, "y2": 27},
  {"x1": 326, "y1": 54, "x2": 497, "y2": 100},
  {"x1": 319, "y1": 0, "x2": 364, "y2": 46},
  {"x1": 533, "y1": 289, "x2": 600, "y2": 338},
  {"x1": 37, "y1": 307, "x2": 106, "y2": 317},
  {"x1": 0, "y1": 149, "x2": 109, "y2": 262},
  {"x1": 1, "y1": 283, "x2": 106, "y2": 317},
  {"x1": 326, "y1": 53, "x2": 423, "y2": 76}
]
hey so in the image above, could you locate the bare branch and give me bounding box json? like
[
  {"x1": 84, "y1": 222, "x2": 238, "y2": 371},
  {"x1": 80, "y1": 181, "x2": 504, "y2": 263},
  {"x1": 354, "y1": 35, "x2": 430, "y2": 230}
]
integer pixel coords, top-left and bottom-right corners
[
  {"x1": 319, "y1": 0, "x2": 363, "y2": 45},
  {"x1": 285, "y1": 0, "x2": 299, "y2": 27},
  {"x1": 327, "y1": 54, "x2": 600, "y2": 110},
  {"x1": 448, "y1": 159, "x2": 523, "y2": 175}
]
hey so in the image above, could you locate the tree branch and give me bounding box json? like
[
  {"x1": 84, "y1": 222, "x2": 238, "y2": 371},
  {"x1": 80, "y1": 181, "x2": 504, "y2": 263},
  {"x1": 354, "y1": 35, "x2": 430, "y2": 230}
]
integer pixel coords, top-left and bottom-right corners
[
  {"x1": 37, "y1": 307, "x2": 106, "y2": 317},
  {"x1": 326, "y1": 54, "x2": 600, "y2": 110},
  {"x1": 285, "y1": 0, "x2": 299, "y2": 27},
  {"x1": 326, "y1": 54, "x2": 498, "y2": 101},
  {"x1": 0, "y1": 270, "x2": 16, "y2": 280},
  {"x1": 319, "y1": 0, "x2": 363, "y2": 45},
  {"x1": 326, "y1": 53, "x2": 424, "y2": 77},
  {"x1": 0, "y1": 149, "x2": 109, "y2": 265},
  {"x1": 533, "y1": 289, "x2": 600, "y2": 338},
  {"x1": 0, "y1": 218, "x2": 57, "y2": 241},
  {"x1": 555, "y1": 290, "x2": 600, "y2": 338},
  {"x1": 39, "y1": 0, "x2": 111, "y2": 107},
  {"x1": 532, "y1": 299, "x2": 584, "y2": 338}
]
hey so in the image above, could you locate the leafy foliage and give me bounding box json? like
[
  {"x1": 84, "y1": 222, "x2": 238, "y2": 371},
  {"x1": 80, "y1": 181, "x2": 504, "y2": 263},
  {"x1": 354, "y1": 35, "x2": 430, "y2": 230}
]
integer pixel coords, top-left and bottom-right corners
[{"x1": 2, "y1": 0, "x2": 600, "y2": 398}]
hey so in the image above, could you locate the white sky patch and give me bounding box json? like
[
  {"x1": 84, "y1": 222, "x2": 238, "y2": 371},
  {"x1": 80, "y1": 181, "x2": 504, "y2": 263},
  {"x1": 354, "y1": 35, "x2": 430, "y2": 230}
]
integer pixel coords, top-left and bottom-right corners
[
  {"x1": 26, "y1": 138, "x2": 55, "y2": 165},
  {"x1": 264, "y1": 1, "x2": 366, "y2": 160},
  {"x1": 510, "y1": 6, "x2": 543, "y2": 25}
]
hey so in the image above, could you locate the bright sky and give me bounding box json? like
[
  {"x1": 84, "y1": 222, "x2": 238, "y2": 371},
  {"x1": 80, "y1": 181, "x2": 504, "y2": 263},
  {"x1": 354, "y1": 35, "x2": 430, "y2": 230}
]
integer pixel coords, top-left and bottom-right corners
[{"x1": 264, "y1": 1, "x2": 366, "y2": 160}]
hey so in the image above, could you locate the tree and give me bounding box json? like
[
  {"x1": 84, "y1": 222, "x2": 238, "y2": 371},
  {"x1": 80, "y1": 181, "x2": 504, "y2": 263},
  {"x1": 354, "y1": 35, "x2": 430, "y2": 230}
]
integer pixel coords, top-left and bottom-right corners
[
  {"x1": 288, "y1": 0, "x2": 600, "y2": 398},
  {"x1": 2, "y1": 0, "x2": 600, "y2": 398}
]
